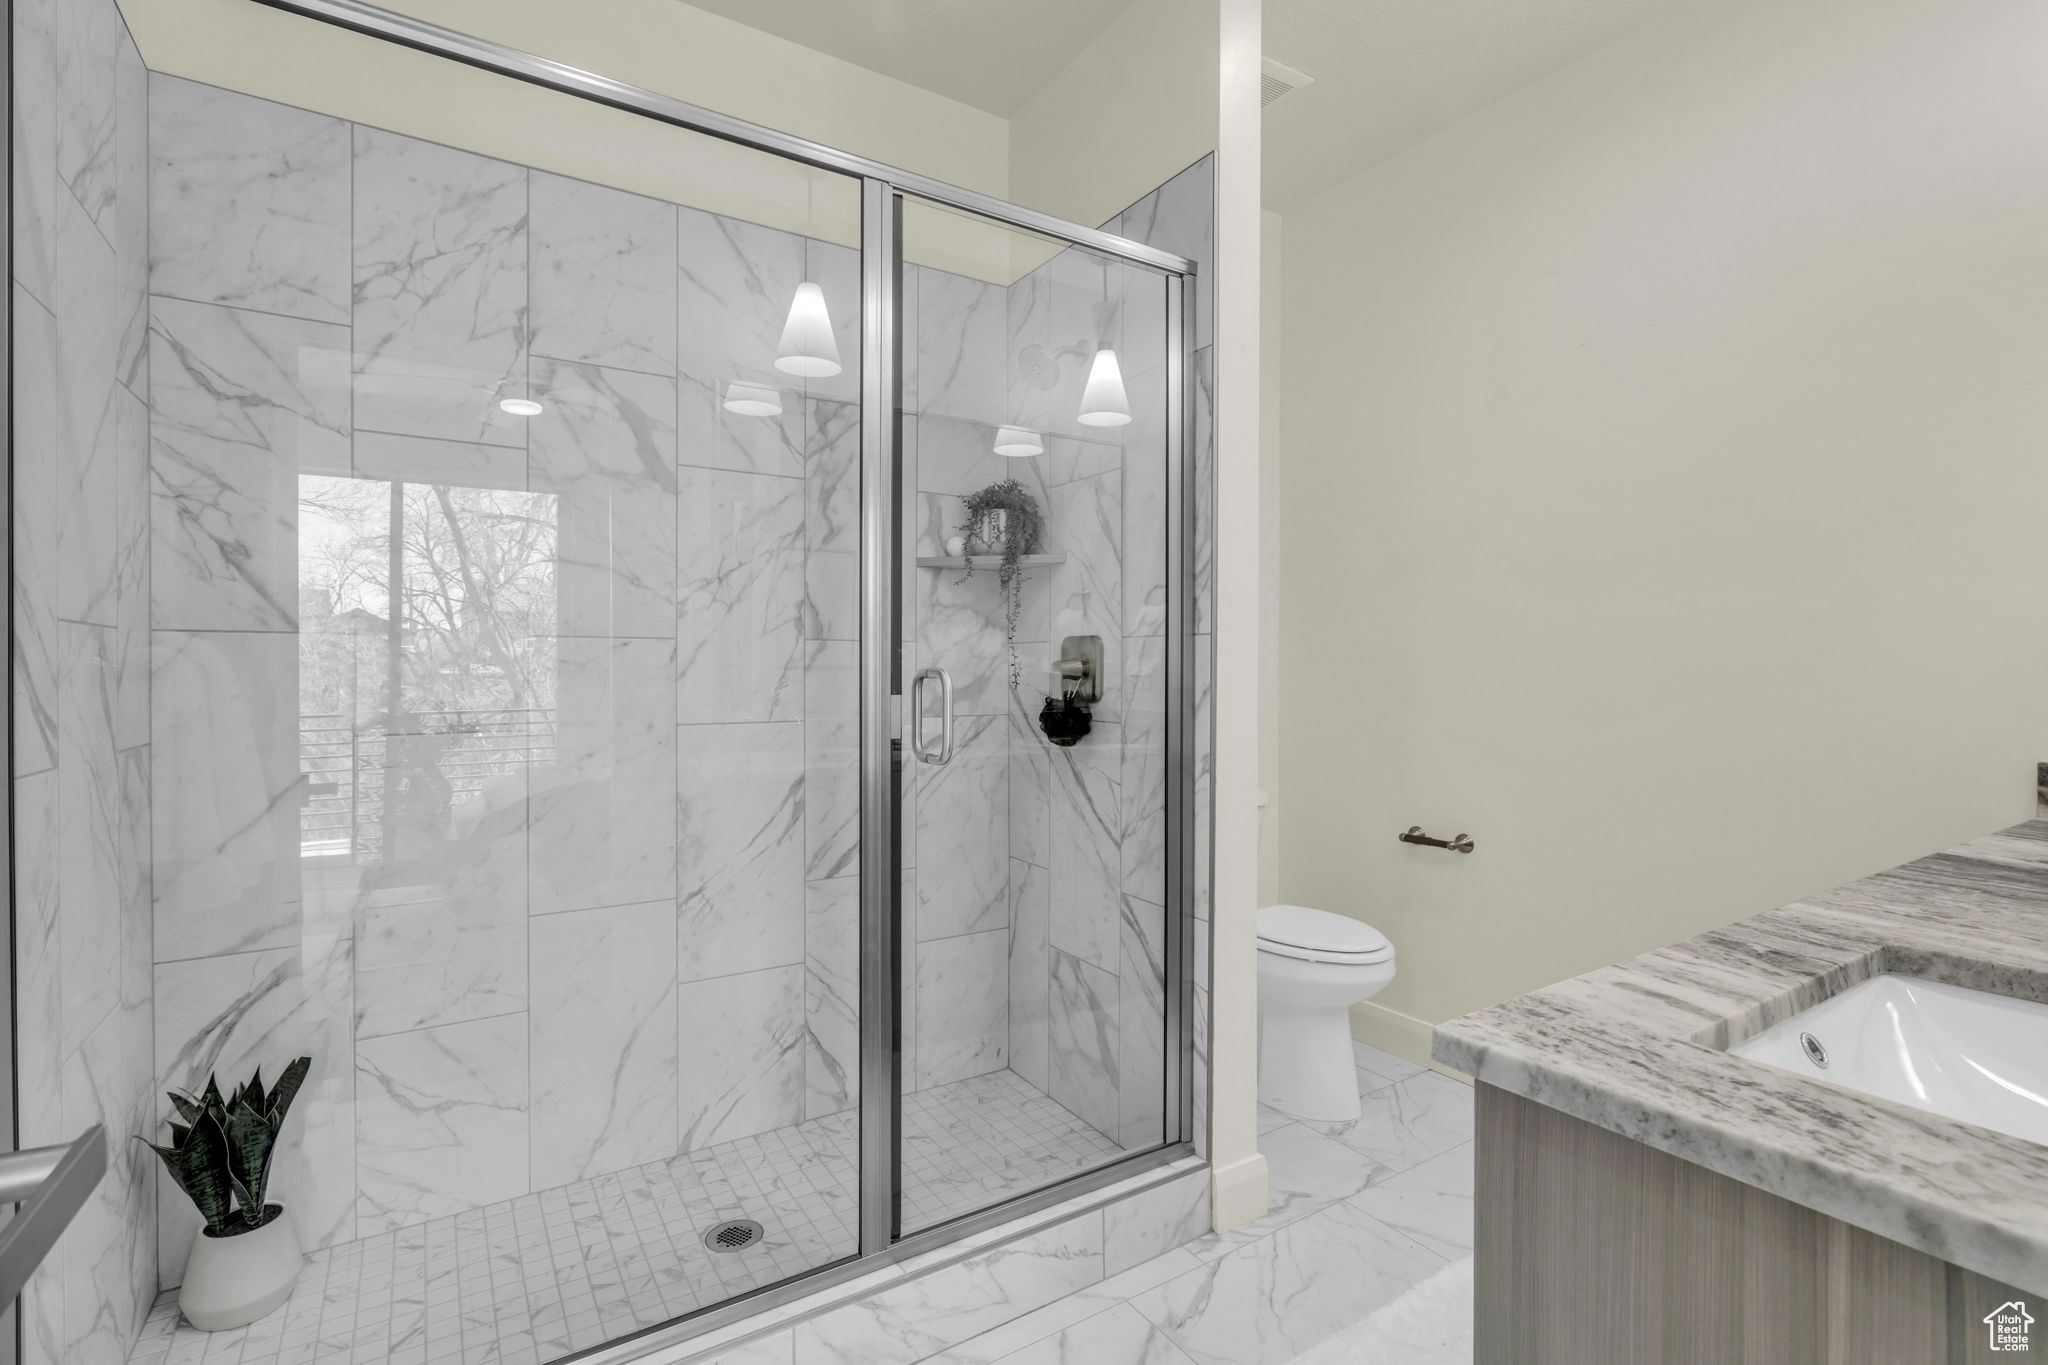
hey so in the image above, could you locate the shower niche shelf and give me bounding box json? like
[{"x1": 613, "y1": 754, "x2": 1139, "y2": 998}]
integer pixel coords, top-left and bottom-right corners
[{"x1": 915, "y1": 553, "x2": 1067, "y2": 570}]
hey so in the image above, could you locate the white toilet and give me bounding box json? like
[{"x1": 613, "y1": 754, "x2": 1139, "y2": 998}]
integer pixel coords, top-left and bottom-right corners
[{"x1": 1257, "y1": 904, "x2": 1397, "y2": 1123}]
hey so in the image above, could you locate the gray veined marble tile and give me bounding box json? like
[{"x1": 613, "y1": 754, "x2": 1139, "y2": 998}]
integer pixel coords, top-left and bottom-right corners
[
  {"x1": 1131, "y1": 1198, "x2": 1445, "y2": 1365},
  {"x1": 803, "y1": 237, "x2": 861, "y2": 409},
  {"x1": 148, "y1": 296, "x2": 352, "y2": 632},
  {"x1": 154, "y1": 934, "x2": 356, "y2": 1279},
  {"x1": 58, "y1": 623, "x2": 121, "y2": 1058},
  {"x1": 803, "y1": 639, "x2": 859, "y2": 882},
  {"x1": 1352, "y1": 1039, "x2": 1429, "y2": 1088},
  {"x1": 1039, "y1": 245, "x2": 1124, "y2": 445},
  {"x1": 14, "y1": 0, "x2": 60, "y2": 309},
  {"x1": 1119, "y1": 368, "x2": 1170, "y2": 639},
  {"x1": 60, "y1": 970, "x2": 155, "y2": 1365},
  {"x1": 677, "y1": 964, "x2": 805, "y2": 1148},
  {"x1": 1049, "y1": 471, "x2": 1124, "y2": 722},
  {"x1": 352, "y1": 126, "x2": 529, "y2": 448},
  {"x1": 1118, "y1": 895, "x2": 1169, "y2": 1150},
  {"x1": 792, "y1": 1214, "x2": 1103, "y2": 1363},
  {"x1": 1190, "y1": 348, "x2": 1214, "y2": 636},
  {"x1": 915, "y1": 266, "x2": 1008, "y2": 424},
  {"x1": 55, "y1": 0, "x2": 120, "y2": 238},
  {"x1": 14, "y1": 772, "x2": 61, "y2": 1149},
  {"x1": 805, "y1": 877, "x2": 860, "y2": 1120},
  {"x1": 355, "y1": 1013, "x2": 528, "y2": 1239},
  {"x1": 1008, "y1": 859, "x2": 1051, "y2": 1092},
  {"x1": 1008, "y1": 692, "x2": 1052, "y2": 870},
  {"x1": 1347, "y1": 1142, "x2": 1475, "y2": 1262},
  {"x1": 913, "y1": 928, "x2": 1009, "y2": 1090},
  {"x1": 530, "y1": 900, "x2": 679, "y2": 1186},
  {"x1": 677, "y1": 465, "x2": 805, "y2": 722},
  {"x1": 111, "y1": 386, "x2": 149, "y2": 749},
  {"x1": 1120, "y1": 633, "x2": 1169, "y2": 907},
  {"x1": 678, "y1": 721, "x2": 804, "y2": 981},
  {"x1": 914, "y1": 713, "x2": 1009, "y2": 939},
  {"x1": 1105, "y1": 1169, "x2": 1212, "y2": 1277},
  {"x1": 1050, "y1": 722, "x2": 1122, "y2": 975},
  {"x1": 531, "y1": 636, "x2": 679, "y2": 916},
  {"x1": 974, "y1": 1302, "x2": 1199, "y2": 1365},
  {"x1": 917, "y1": 540, "x2": 1027, "y2": 720},
  {"x1": 1115, "y1": 158, "x2": 1214, "y2": 351},
  {"x1": 147, "y1": 74, "x2": 352, "y2": 323},
  {"x1": 1299, "y1": 1070, "x2": 1476, "y2": 1180},
  {"x1": 1186, "y1": 1123, "x2": 1386, "y2": 1262},
  {"x1": 528, "y1": 358, "x2": 679, "y2": 640},
  {"x1": 14, "y1": 288, "x2": 58, "y2": 776},
  {"x1": 150, "y1": 629, "x2": 302, "y2": 961},
  {"x1": 530, "y1": 170, "x2": 678, "y2": 375},
  {"x1": 342, "y1": 838, "x2": 527, "y2": 1039},
  {"x1": 54, "y1": 188, "x2": 119, "y2": 630},
  {"x1": 678, "y1": 202, "x2": 803, "y2": 385},
  {"x1": 802, "y1": 398, "x2": 861, "y2": 642},
  {"x1": 1048, "y1": 948, "x2": 1119, "y2": 1139},
  {"x1": 1192, "y1": 640, "x2": 1213, "y2": 925},
  {"x1": 677, "y1": 204, "x2": 808, "y2": 477},
  {"x1": 113, "y1": 30, "x2": 146, "y2": 397}
]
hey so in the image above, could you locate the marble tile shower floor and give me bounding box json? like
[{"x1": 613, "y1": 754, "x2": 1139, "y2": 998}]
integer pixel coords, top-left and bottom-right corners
[{"x1": 128, "y1": 1070, "x2": 1126, "y2": 1365}]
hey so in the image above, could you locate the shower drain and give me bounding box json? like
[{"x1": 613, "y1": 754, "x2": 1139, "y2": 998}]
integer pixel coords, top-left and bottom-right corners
[{"x1": 703, "y1": 1219, "x2": 765, "y2": 1253}]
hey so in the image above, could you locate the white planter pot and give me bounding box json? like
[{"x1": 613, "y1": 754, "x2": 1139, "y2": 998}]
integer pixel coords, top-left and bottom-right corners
[{"x1": 179, "y1": 1206, "x2": 303, "y2": 1332}]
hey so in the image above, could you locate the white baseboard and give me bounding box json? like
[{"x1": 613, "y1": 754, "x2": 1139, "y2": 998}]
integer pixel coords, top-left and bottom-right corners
[
  {"x1": 1349, "y1": 999, "x2": 1470, "y2": 1083},
  {"x1": 1210, "y1": 1151, "x2": 1271, "y2": 1233}
]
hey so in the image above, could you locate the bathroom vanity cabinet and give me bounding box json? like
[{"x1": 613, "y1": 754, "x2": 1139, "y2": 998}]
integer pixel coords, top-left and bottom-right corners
[
  {"x1": 1437, "y1": 820, "x2": 2048, "y2": 1365},
  {"x1": 1475, "y1": 1085, "x2": 2032, "y2": 1364}
]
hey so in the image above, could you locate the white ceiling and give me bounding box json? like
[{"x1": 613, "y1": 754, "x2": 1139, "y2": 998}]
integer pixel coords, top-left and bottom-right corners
[
  {"x1": 682, "y1": 0, "x2": 1129, "y2": 116},
  {"x1": 1262, "y1": 0, "x2": 1685, "y2": 211}
]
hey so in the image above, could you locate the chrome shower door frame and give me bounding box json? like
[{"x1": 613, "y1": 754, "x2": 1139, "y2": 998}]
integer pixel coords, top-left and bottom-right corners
[{"x1": 197, "y1": 1, "x2": 1205, "y2": 1355}]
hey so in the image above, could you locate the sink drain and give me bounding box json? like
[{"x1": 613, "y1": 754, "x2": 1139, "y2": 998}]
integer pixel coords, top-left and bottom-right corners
[{"x1": 704, "y1": 1219, "x2": 765, "y2": 1253}]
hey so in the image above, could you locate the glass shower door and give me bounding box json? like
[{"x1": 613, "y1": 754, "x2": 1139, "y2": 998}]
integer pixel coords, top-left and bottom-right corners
[{"x1": 891, "y1": 197, "x2": 1182, "y2": 1234}]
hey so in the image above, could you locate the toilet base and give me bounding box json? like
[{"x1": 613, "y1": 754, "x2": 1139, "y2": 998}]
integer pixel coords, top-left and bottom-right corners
[{"x1": 1259, "y1": 998, "x2": 1368, "y2": 1123}]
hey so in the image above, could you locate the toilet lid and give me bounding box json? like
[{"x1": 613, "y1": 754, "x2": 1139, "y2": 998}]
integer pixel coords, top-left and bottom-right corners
[{"x1": 1257, "y1": 905, "x2": 1393, "y2": 964}]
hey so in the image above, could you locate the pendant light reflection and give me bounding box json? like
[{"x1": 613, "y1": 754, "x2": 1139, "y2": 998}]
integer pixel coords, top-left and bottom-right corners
[
  {"x1": 722, "y1": 381, "x2": 784, "y2": 418},
  {"x1": 993, "y1": 425, "x2": 1044, "y2": 458},
  {"x1": 774, "y1": 282, "x2": 841, "y2": 378},
  {"x1": 1077, "y1": 348, "x2": 1131, "y2": 427},
  {"x1": 498, "y1": 397, "x2": 544, "y2": 418}
]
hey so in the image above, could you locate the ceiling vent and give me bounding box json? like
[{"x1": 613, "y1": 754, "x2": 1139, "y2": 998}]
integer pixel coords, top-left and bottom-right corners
[{"x1": 1260, "y1": 56, "x2": 1315, "y2": 108}]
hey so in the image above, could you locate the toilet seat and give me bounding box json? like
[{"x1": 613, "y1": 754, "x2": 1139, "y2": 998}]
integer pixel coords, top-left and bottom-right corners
[{"x1": 1257, "y1": 904, "x2": 1394, "y2": 965}]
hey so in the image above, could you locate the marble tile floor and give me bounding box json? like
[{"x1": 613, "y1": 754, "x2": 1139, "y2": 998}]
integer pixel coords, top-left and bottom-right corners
[
  {"x1": 912, "y1": 1044, "x2": 1477, "y2": 1365},
  {"x1": 128, "y1": 1071, "x2": 1127, "y2": 1365},
  {"x1": 706, "y1": 1045, "x2": 1475, "y2": 1365}
]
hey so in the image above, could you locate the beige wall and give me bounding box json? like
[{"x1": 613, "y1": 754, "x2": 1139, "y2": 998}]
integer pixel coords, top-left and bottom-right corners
[
  {"x1": 1277, "y1": 0, "x2": 2048, "y2": 1065},
  {"x1": 1007, "y1": 0, "x2": 1221, "y2": 231}
]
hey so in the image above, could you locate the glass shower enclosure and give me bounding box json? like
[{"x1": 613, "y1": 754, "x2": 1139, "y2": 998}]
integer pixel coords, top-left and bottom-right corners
[{"x1": 9, "y1": 0, "x2": 1198, "y2": 1360}]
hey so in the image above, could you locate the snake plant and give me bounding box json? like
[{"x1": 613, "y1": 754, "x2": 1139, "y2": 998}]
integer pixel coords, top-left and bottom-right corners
[{"x1": 143, "y1": 1057, "x2": 312, "y2": 1236}]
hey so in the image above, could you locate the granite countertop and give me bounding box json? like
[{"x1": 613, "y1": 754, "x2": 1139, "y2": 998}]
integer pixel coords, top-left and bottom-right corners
[{"x1": 1434, "y1": 817, "x2": 2048, "y2": 1294}]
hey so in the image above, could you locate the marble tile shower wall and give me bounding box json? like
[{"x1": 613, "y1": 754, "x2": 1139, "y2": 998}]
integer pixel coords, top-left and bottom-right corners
[
  {"x1": 994, "y1": 159, "x2": 1217, "y2": 1155},
  {"x1": 12, "y1": 0, "x2": 156, "y2": 1360},
  {"x1": 135, "y1": 71, "x2": 923, "y2": 1285}
]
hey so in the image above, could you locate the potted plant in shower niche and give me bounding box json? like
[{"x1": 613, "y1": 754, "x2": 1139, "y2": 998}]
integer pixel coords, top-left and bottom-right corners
[
  {"x1": 141, "y1": 1057, "x2": 313, "y2": 1331},
  {"x1": 955, "y1": 478, "x2": 1046, "y2": 691}
]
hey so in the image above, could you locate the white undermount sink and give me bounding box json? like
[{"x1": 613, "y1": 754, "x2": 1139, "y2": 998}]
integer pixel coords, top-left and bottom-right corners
[{"x1": 1731, "y1": 973, "x2": 2048, "y2": 1148}]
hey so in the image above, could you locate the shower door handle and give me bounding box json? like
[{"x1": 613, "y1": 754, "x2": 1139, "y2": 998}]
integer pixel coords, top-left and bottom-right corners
[
  {"x1": 0, "y1": 1126, "x2": 106, "y2": 1309},
  {"x1": 910, "y1": 667, "x2": 955, "y2": 765}
]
